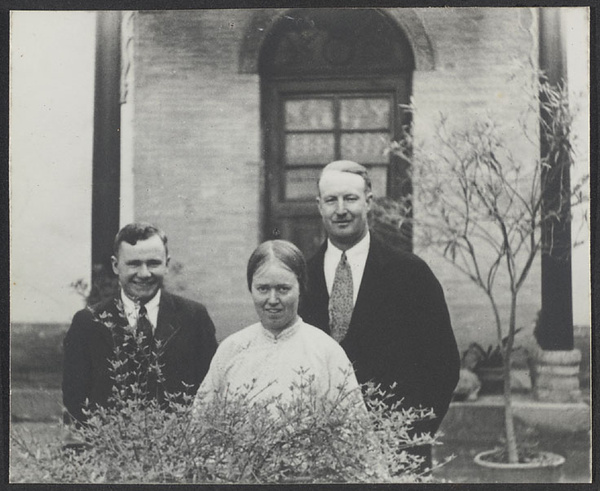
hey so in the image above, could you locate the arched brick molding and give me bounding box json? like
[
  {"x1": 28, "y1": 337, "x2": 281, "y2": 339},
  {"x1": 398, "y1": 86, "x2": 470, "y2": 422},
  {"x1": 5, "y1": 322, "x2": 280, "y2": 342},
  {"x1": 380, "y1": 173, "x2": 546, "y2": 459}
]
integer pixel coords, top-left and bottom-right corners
[
  {"x1": 382, "y1": 8, "x2": 435, "y2": 71},
  {"x1": 238, "y1": 8, "x2": 285, "y2": 74},
  {"x1": 239, "y1": 8, "x2": 435, "y2": 74}
]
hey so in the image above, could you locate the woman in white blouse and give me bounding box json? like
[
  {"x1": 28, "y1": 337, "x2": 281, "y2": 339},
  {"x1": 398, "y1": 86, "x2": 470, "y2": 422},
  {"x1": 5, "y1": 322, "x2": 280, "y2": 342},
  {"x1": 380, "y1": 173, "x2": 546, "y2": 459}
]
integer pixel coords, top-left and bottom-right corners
[{"x1": 193, "y1": 239, "x2": 363, "y2": 411}]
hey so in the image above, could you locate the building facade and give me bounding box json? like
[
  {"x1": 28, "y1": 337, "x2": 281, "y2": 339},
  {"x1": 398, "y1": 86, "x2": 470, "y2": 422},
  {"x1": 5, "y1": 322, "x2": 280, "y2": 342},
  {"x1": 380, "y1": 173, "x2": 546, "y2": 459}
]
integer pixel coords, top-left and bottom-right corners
[{"x1": 10, "y1": 8, "x2": 590, "y2": 366}]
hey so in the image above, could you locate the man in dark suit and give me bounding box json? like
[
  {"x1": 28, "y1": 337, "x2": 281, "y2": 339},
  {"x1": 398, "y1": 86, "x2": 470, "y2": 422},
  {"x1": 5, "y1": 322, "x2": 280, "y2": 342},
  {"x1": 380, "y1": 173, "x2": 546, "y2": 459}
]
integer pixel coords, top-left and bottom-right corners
[
  {"x1": 299, "y1": 161, "x2": 460, "y2": 469},
  {"x1": 63, "y1": 222, "x2": 218, "y2": 424}
]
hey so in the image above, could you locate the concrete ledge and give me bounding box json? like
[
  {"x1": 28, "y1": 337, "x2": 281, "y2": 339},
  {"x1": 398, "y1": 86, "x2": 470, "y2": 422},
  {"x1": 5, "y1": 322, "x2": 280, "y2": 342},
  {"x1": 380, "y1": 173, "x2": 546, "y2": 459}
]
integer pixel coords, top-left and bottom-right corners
[
  {"x1": 513, "y1": 399, "x2": 590, "y2": 432},
  {"x1": 11, "y1": 323, "x2": 68, "y2": 373},
  {"x1": 440, "y1": 395, "x2": 590, "y2": 442},
  {"x1": 11, "y1": 388, "x2": 591, "y2": 441},
  {"x1": 11, "y1": 388, "x2": 63, "y2": 422}
]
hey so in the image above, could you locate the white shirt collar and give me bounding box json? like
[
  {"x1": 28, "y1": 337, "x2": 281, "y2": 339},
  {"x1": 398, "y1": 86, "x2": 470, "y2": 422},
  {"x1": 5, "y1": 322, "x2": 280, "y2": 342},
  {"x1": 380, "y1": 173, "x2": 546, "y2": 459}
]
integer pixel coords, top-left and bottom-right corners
[
  {"x1": 326, "y1": 231, "x2": 370, "y2": 262},
  {"x1": 120, "y1": 289, "x2": 161, "y2": 330},
  {"x1": 324, "y1": 232, "x2": 370, "y2": 305}
]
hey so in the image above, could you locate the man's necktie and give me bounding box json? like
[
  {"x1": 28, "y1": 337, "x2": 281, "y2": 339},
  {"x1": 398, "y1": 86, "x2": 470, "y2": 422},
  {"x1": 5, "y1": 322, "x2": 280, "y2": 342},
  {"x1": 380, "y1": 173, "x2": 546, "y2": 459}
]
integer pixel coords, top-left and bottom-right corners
[
  {"x1": 137, "y1": 304, "x2": 157, "y2": 398},
  {"x1": 329, "y1": 252, "x2": 354, "y2": 342},
  {"x1": 137, "y1": 304, "x2": 154, "y2": 355}
]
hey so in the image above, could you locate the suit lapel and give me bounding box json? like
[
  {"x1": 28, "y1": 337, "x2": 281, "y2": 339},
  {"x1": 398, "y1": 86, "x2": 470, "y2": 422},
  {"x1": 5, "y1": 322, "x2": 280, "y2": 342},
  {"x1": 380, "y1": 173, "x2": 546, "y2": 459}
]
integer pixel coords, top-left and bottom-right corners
[
  {"x1": 155, "y1": 292, "x2": 181, "y2": 350},
  {"x1": 305, "y1": 243, "x2": 330, "y2": 331},
  {"x1": 348, "y1": 238, "x2": 387, "y2": 335},
  {"x1": 311, "y1": 243, "x2": 328, "y2": 301},
  {"x1": 307, "y1": 239, "x2": 388, "y2": 340},
  {"x1": 92, "y1": 293, "x2": 181, "y2": 357},
  {"x1": 90, "y1": 296, "x2": 129, "y2": 348}
]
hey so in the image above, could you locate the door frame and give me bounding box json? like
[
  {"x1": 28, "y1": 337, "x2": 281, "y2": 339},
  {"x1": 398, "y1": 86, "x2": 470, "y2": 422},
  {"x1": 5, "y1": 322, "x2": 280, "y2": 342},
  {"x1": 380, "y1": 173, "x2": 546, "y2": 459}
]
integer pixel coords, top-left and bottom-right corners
[{"x1": 261, "y1": 75, "x2": 413, "y2": 251}]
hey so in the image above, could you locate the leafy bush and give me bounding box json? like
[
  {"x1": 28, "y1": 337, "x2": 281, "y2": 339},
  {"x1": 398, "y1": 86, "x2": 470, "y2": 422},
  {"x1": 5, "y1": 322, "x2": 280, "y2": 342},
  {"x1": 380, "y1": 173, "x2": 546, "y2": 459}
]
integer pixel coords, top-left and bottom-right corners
[
  {"x1": 369, "y1": 195, "x2": 413, "y2": 253},
  {"x1": 12, "y1": 317, "x2": 448, "y2": 484}
]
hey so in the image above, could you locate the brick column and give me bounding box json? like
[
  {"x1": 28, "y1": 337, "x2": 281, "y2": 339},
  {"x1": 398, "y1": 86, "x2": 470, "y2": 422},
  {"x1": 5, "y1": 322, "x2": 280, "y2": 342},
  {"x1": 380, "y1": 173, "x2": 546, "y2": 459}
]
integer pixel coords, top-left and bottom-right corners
[
  {"x1": 90, "y1": 11, "x2": 122, "y2": 304},
  {"x1": 533, "y1": 8, "x2": 581, "y2": 403}
]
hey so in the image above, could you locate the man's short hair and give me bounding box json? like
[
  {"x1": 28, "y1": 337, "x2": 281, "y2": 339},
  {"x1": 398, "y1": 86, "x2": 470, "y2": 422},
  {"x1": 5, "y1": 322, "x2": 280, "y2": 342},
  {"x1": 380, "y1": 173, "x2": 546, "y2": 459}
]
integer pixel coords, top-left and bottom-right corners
[
  {"x1": 318, "y1": 160, "x2": 372, "y2": 193},
  {"x1": 113, "y1": 222, "x2": 169, "y2": 257}
]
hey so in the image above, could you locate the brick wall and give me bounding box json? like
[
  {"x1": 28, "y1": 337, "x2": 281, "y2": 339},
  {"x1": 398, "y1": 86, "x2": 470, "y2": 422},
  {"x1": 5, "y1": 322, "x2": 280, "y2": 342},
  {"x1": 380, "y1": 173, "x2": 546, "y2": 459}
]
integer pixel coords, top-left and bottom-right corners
[
  {"x1": 132, "y1": 10, "x2": 262, "y2": 340},
  {"x1": 412, "y1": 7, "x2": 541, "y2": 351},
  {"x1": 130, "y1": 8, "x2": 545, "y2": 350}
]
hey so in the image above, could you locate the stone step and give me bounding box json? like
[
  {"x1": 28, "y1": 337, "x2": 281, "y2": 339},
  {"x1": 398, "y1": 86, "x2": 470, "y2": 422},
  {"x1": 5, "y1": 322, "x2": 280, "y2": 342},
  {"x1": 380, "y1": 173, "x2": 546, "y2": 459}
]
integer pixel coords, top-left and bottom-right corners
[
  {"x1": 439, "y1": 394, "x2": 590, "y2": 442},
  {"x1": 11, "y1": 388, "x2": 63, "y2": 422}
]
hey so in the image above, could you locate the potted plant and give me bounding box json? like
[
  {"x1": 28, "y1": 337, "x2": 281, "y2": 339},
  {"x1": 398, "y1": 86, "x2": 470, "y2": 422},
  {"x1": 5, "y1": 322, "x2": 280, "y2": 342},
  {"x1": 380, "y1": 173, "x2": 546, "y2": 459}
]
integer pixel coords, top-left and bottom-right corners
[
  {"x1": 472, "y1": 424, "x2": 565, "y2": 483},
  {"x1": 385, "y1": 74, "x2": 586, "y2": 476},
  {"x1": 465, "y1": 342, "x2": 505, "y2": 394},
  {"x1": 461, "y1": 328, "x2": 531, "y2": 394}
]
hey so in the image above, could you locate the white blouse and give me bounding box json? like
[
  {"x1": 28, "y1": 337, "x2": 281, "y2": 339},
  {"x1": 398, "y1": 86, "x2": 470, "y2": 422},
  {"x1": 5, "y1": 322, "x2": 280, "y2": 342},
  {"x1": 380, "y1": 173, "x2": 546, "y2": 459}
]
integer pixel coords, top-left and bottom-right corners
[{"x1": 193, "y1": 317, "x2": 363, "y2": 410}]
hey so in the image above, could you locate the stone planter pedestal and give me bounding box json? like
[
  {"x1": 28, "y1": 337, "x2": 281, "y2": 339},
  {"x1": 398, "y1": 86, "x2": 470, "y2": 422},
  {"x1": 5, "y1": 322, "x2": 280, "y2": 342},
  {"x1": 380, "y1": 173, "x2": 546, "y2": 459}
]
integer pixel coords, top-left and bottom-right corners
[
  {"x1": 531, "y1": 347, "x2": 582, "y2": 402},
  {"x1": 474, "y1": 450, "x2": 565, "y2": 483}
]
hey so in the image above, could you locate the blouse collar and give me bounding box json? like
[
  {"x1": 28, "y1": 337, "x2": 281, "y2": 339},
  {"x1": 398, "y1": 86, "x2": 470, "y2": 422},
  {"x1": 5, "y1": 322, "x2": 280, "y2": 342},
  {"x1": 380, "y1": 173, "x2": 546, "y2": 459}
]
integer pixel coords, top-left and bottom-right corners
[{"x1": 261, "y1": 316, "x2": 302, "y2": 342}]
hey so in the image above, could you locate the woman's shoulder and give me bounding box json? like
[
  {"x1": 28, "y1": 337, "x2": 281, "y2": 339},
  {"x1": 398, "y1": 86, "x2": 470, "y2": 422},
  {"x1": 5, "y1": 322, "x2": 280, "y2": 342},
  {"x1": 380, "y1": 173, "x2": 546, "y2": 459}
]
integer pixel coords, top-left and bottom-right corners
[
  {"x1": 298, "y1": 321, "x2": 342, "y2": 346},
  {"x1": 298, "y1": 321, "x2": 354, "y2": 368},
  {"x1": 218, "y1": 322, "x2": 262, "y2": 350}
]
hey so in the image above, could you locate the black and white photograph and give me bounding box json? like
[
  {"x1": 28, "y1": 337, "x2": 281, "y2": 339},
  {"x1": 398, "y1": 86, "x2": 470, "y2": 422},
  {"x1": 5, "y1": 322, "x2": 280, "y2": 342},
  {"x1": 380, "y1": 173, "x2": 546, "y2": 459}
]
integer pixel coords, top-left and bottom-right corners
[{"x1": 8, "y1": 6, "x2": 592, "y2": 484}]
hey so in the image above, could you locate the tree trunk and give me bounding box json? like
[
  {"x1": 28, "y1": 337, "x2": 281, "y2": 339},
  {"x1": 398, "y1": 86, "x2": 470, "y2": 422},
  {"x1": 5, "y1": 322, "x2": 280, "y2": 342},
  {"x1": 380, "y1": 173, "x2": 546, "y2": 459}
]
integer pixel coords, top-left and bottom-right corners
[{"x1": 504, "y1": 292, "x2": 519, "y2": 463}]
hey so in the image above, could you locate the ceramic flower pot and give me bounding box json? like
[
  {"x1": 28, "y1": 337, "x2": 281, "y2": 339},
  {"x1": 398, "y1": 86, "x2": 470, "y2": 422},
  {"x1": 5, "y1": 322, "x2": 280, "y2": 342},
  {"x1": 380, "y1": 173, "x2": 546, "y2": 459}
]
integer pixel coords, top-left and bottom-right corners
[
  {"x1": 475, "y1": 367, "x2": 504, "y2": 394},
  {"x1": 474, "y1": 449, "x2": 565, "y2": 483},
  {"x1": 475, "y1": 367, "x2": 533, "y2": 394}
]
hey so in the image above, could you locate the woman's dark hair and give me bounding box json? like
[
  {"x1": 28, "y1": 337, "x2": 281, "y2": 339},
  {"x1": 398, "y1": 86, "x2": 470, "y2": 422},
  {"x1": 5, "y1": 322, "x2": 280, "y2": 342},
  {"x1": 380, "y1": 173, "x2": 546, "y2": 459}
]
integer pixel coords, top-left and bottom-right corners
[{"x1": 246, "y1": 240, "x2": 307, "y2": 296}]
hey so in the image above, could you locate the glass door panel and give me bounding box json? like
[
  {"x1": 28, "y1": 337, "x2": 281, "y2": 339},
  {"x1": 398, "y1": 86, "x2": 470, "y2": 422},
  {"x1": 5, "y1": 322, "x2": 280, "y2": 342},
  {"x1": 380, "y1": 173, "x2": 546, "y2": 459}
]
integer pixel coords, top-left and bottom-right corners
[
  {"x1": 282, "y1": 94, "x2": 393, "y2": 201},
  {"x1": 285, "y1": 134, "x2": 335, "y2": 165},
  {"x1": 285, "y1": 99, "x2": 334, "y2": 130},
  {"x1": 340, "y1": 133, "x2": 389, "y2": 164},
  {"x1": 339, "y1": 97, "x2": 390, "y2": 129}
]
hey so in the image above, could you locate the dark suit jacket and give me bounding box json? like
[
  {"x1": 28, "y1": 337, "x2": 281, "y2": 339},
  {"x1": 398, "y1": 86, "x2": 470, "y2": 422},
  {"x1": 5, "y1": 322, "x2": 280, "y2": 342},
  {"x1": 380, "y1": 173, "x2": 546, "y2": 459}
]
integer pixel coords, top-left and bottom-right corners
[
  {"x1": 62, "y1": 291, "x2": 218, "y2": 423},
  {"x1": 299, "y1": 236, "x2": 460, "y2": 434}
]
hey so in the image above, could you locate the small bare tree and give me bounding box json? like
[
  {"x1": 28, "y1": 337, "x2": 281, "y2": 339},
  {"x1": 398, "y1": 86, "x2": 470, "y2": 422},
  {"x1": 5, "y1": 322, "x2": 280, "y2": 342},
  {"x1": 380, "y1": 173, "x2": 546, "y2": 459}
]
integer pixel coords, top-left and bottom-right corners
[{"x1": 386, "y1": 78, "x2": 587, "y2": 463}]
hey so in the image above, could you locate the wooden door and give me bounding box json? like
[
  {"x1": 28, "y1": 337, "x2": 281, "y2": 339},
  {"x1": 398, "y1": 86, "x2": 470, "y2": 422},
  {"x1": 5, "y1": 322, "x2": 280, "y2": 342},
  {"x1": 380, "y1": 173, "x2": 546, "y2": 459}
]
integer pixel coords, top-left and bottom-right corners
[{"x1": 259, "y1": 9, "x2": 414, "y2": 259}]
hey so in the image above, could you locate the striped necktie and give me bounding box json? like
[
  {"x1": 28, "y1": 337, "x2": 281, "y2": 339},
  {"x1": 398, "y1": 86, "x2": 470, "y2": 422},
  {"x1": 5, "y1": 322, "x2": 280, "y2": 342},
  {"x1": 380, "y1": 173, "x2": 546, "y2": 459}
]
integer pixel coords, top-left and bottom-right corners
[
  {"x1": 137, "y1": 304, "x2": 154, "y2": 355},
  {"x1": 329, "y1": 251, "x2": 354, "y2": 342},
  {"x1": 137, "y1": 304, "x2": 157, "y2": 398}
]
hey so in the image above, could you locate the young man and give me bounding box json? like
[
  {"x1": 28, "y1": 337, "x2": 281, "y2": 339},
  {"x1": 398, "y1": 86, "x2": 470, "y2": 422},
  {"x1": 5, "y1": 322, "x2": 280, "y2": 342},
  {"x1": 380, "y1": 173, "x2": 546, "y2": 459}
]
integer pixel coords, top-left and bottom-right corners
[
  {"x1": 62, "y1": 222, "x2": 218, "y2": 424},
  {"x1": 299, "y1": 160, "x2": 460, "y2": 468}
]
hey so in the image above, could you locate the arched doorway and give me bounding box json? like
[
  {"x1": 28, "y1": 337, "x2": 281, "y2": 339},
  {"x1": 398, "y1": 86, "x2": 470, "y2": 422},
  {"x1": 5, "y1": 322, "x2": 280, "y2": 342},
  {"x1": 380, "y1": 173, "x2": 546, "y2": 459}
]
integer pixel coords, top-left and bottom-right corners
[{"x1": 259, "y1": 8, "x2": 415, "y2": 259}]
